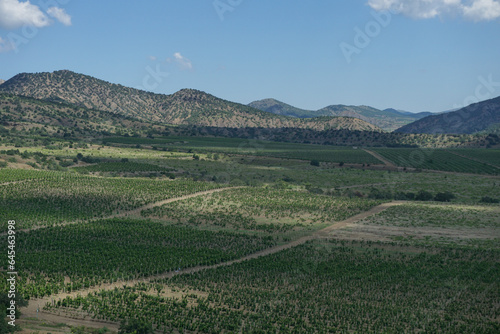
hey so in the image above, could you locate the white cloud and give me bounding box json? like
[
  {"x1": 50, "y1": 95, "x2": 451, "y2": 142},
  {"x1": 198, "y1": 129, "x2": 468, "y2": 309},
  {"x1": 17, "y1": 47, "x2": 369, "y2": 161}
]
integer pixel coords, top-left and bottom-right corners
[
  {"x1": 0, "y1": 0, "x2": 50, "y2": 29},
  {"x1": 463, "y1": 0, "x2": 500, "y2": 21},
  {"x1": 149, "y1": 55, "x2": 157, "y2": 61},
  {"x1": 367, "y1": 0, "x2": 500, "y2": 21},
  {"x1": 47, "y1": 7, "x2": 72, "y2": 26},
  {"x1": 173, "y1": 52, "x2": 193, "y2": 70}
]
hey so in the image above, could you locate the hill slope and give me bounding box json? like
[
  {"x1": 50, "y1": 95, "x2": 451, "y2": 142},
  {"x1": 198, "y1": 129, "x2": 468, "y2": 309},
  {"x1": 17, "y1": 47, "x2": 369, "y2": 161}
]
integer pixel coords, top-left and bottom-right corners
[
  {"x1": 0, "y1": 93, "x2": 161, "y2": 137},
  {"x1": 396, "y1": 96, "x2": 500, "y2": 134},
  {"x1": 249, "y1": 98, "x2": 432, "y2": 131},
  {"x1": 0, "y1": 70, "x2": 381, "y2": 132}
]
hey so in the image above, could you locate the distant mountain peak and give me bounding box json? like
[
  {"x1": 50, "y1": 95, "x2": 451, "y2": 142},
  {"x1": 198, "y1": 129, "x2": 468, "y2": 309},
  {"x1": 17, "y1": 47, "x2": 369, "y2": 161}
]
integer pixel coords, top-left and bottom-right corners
[
  {"x1": 249, "y1": 99, "x2": 434, "y2": 132},
  {"x1": 0, "y1": 79, "x2": 4, "y2": 85}
]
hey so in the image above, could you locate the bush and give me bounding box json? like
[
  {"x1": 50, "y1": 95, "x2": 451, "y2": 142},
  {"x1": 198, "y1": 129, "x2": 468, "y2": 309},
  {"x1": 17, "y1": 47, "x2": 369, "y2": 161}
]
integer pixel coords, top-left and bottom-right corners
[
  {"x1": 81, "y1": 156, "x2": 101, "y2": 164},
  {"x1": 368, "y1": 188, "x2": 392, "y2": 200},
  {"x1": 119, "y1": 319, "x2": 153, "y2": 334},
  {"x1": 480, "y1": 196, "x2": 500, "y2": 204},
  {"x1": 415, "y1": 190, "x2": 433, "y2": 201},
  {"x1": 434, "y1": 192, "x2": 455, "y2": 202},
  {"x1": 59, "y1": 160, "x2": 74, "y2": 167},
  {"x1": 310, "y1": 160, "x2": 320, "y2": 167}
]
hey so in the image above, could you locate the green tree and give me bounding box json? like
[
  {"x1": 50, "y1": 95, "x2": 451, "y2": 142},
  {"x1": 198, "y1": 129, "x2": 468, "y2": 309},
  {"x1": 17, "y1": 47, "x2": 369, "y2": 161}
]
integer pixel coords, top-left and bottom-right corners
[{"x1": 119, "y1": 319, "x2": 153, "y2": 334}]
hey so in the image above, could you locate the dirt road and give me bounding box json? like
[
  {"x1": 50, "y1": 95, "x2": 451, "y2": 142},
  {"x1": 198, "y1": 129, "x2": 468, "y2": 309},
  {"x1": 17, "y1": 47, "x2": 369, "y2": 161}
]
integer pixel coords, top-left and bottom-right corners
[
  {"x1": 20, "y1": 201, "x2": 402, "y2": 329},
  {"x1": 363, "y1": 149, "x2": 397, "y2": 168}
]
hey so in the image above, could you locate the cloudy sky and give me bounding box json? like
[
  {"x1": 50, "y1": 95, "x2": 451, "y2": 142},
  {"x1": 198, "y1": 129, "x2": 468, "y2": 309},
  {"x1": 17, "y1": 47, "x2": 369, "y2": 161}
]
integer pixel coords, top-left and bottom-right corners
[{"x1": 0, "y1": 0, "x2": 499, "y2": 112}]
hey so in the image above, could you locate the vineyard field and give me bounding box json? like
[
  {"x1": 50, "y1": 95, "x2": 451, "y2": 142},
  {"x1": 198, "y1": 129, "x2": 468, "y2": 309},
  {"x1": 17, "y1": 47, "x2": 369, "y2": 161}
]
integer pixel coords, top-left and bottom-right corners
[
  {"x1": 47, "y1": 239, "x2": 499, "y2": 333},
  {"x1": 142, "y1": 187, "x2": 384, "y2": 236},
  {"x1": 373, "y1": 148, "x2": 499, "y2": 174},
  {"x1": 0, "y1": 218, "x2": 275, "y2": 299},
  {"x1": 449, "y1": 148, "x2": 500, "y2": 167},
  {"x1": 0, "y1": 173, "x2": 223, "y2": 231}
]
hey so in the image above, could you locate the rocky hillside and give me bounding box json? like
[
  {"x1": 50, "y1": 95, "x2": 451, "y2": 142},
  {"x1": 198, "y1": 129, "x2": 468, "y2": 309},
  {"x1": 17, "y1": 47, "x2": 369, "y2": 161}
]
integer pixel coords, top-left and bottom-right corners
[
  {"x1": 249, "y1": 98, "x2": 431, "y2": 131},
  {"x1": 0, "y1": 70, "x2": 381, "y2": 132},
  {"x1": 0, "y1": 93, "x2": 162, "y2": 137},
  {"x1": 396, "y1": 96, "x2": 500, "y2": 134}
]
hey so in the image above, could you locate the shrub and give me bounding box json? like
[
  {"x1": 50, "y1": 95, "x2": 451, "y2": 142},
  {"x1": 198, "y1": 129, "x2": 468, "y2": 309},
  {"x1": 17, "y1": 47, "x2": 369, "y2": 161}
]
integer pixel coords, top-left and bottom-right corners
[
  {"x1": 434, "y1": 192, "x2": 455, "y2": 202},
  {"x1": 415, "y1": 190, "x2": 433, "y2": 201},
  {"x1": 480, "y1": 196, "x2": 500, "y2": 204}
]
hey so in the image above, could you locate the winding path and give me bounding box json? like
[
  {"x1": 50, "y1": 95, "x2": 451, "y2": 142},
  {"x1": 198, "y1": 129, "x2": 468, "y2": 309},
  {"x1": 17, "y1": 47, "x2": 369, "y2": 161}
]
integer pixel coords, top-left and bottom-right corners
[{"x1": 20, "y1": 201, "x2": 403, "y2": 330}]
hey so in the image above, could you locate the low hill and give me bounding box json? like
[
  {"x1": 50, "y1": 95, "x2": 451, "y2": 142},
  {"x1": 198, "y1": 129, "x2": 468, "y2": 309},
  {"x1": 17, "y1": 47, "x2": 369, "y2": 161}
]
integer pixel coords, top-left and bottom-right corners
[
  {"x1": 249, "y1": 98, "x2": 432, "y2": 131},
  {"x1": 0, "y1": 70, "x2": 380, "y2": 132},
  {"x1": 396, "y1": 96, "x2": 500, "y2": 134}
]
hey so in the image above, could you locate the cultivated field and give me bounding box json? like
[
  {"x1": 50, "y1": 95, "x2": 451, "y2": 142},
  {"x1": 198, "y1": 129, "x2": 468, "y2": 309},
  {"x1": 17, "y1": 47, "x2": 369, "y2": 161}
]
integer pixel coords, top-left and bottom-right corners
[{"x1": 1, "y1": 139, "x2": 499, "y2": 333}]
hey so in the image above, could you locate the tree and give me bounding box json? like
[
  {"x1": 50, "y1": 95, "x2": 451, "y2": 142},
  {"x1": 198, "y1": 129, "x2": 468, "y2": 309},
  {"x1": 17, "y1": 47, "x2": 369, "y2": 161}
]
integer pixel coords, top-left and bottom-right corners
[
  {"x1": 434, "y1": 192, "x2": 455, "y2": 202},
  {"x1": 119, "y1": 319, "x2": 153, "y2": 334},
  {"x1": 415, "y1": 190, "x2": 433, "y2": 201},
  {"x1": 0, "y1": 292, "x2": 27, "y2": 333}
]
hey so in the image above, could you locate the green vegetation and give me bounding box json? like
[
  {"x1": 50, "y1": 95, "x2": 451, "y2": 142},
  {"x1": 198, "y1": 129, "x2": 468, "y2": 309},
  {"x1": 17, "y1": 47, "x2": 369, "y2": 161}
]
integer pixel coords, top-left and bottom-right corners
[
  {"x1": 450, "y1": 148, "x2": 500, "y2": 167},
  {"x1": 373, "y1": 148, "x2": 499, "y2": 174},
  {"x1": 104, "y1": 136, "x2": 382, "y2": 164},
  {"x1": 361, "y1": 203, "x2": 500, "y2": 228},
  {"x1": 73, "y1": 161, "x2": 173, "y2": 175},
  {"x1": 142, "y1": 187, "x2": 384, "y2": 235},
  {"x1": 1, "y1": 132, "x2": 499, "y2": 332},
  {"x1": 0, "y1": 218, "x2": 275, "y2": 299},
  {"x1": 48, "y1": 239, "x2": 499, "y2": 333},
  {"x1": 0, "y1": 172, "x2": 222, "y2": 231}
]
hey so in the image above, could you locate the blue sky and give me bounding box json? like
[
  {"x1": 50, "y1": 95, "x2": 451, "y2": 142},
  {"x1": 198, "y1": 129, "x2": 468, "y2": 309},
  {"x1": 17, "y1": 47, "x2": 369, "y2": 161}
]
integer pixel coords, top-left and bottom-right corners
[{"x1": 0, "y1": 0, "x2": 499, "y2": 112}]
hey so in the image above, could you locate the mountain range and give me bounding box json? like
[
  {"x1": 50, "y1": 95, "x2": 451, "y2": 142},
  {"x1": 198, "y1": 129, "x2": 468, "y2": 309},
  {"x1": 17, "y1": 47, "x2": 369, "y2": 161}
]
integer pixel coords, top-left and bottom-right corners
[
  {"x1": 248, "y1": 99, "x2": 433, "y2": 132},
  {"x1": 0, "y1": 70, "x2": 498, "y2": 136},
  {"x1": 396, "y1": 96, "x2": 500, "y2": 134},
  {"x1": 0, "y1": 70, "x2": 379, "y2": 132}
]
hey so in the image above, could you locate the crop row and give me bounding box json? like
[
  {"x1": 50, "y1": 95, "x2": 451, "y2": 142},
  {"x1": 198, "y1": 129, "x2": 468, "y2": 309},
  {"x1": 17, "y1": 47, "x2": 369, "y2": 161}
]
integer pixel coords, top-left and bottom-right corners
[
  {"x1": 0, "y1": 172, "x2": 223, "y2": 231},
  {"x1": 48, "y1": 239, "x2": 500, "y2": 333},
  {"x1": 73, "y1": 161, "x2": 174, "y2": 174},
  {"x1": 141, "y1": 187, "x2": 384, "y2": 233},
  {"x1": 450, "y1": 148, "x2": 500, "y2": 167},
  {"x1": 360, "y1": 203, "x2": 500, "y2": 228},
  {"x1": 373, "y1": 148, "x2": 499, "y2": 174},
  {"x1": 0, "y1": 218, "x2": 275, "y2": 299}
]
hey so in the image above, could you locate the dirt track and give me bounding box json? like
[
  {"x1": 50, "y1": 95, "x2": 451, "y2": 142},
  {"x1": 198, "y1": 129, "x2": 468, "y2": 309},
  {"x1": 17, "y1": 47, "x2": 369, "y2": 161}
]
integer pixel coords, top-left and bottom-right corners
[
  {"x1": 363, "y1": 149, "x2": 397, "y2": 168},
  {"x1": 1, "y1": 186, "x2": 239, "y2": 237},
  {"x1": 20, "y1": 201, "x2": 402, "y2": 330},
  {"x1": 111, "y1": 186, "x2": 243, "y2": 218}
]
